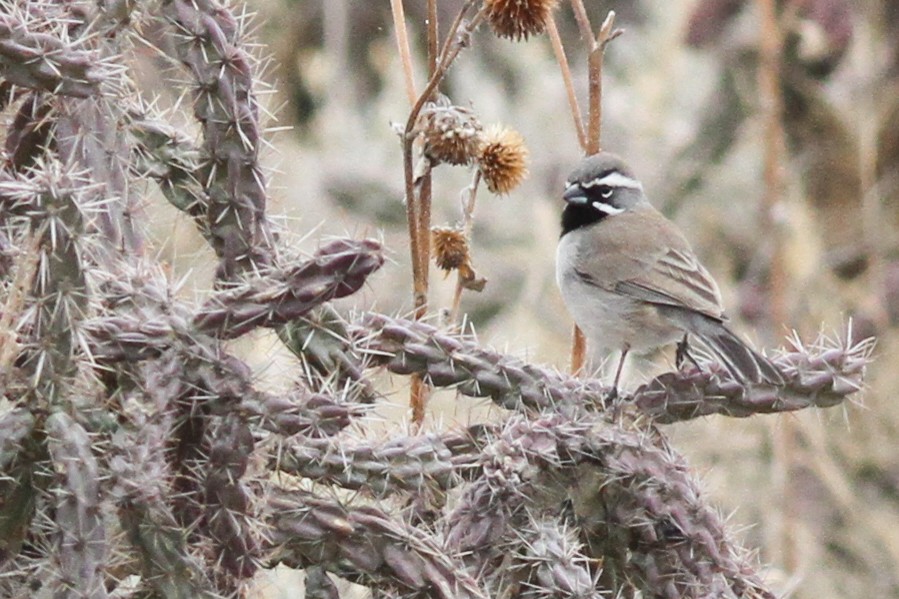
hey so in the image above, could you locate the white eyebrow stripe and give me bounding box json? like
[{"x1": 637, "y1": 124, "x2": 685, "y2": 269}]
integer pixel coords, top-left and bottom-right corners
[
  {"x1": 592, "y1": 201, "x2": 625, "y2": 215},
  {"x1": 582, "y1": 172, "x2": 643, "y2": 190}
]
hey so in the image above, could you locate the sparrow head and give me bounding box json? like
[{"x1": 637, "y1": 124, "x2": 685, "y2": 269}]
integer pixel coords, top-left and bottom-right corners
[{"x1": 561, "y1": 152, "x2": 647, "y2": 235}]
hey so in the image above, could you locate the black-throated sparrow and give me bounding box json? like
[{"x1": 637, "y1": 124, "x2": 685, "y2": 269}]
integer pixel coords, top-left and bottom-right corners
[{"x1": 556, "y1": 152, "x2": 783, "y2": 392}]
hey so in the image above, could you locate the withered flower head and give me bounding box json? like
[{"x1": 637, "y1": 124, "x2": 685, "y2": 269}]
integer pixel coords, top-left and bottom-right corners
[
  {"x1": 484, "y1": 0, "x2": 560, "y2": 41},
  {"x1": 417, "y1": 100, "x2": 484, "y2": 166},
  {"x1": 431, "y1": 226, "x2": 471, "y2": 272},
  {"x1": 478, "y1": 125, "x2": 529, "y2": 195}
]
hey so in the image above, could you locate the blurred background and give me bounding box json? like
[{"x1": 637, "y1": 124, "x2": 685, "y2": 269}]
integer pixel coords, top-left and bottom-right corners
[{"x1": 139, "y1": 0, "x2": 899, "y2": 596}]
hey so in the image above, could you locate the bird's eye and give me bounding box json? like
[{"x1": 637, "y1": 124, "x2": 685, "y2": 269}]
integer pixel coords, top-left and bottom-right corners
[{"x1": 599, "y1": 186, "x2": 613, "y2": 199}]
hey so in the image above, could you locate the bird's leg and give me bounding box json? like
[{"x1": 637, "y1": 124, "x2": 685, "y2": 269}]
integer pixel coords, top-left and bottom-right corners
[
  {"x1": 675, "y1": 334, "x2": 703, "y2": 372},
  {"x1": 610, "y1": 345, "x2": 630, "y2": 400},
  {"x1": 675, "y1": 334, "x2": 689, "y2": 368}
]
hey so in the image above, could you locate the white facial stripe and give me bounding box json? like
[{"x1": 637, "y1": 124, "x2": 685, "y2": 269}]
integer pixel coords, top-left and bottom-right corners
[
  {"x1": 582, "y1": 172, "x2": 642, "y2": 190},
  {"x1": 592, "y1": 201, "x2": 625, "y2": 215}
]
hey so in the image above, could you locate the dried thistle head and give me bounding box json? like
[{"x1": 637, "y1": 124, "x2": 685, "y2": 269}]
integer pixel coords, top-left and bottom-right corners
[
  {"x1": 484, "y1": 0, "x2": 560, "y2": 41},
  {"x1": 478, "y1": 125, "x2": 529, "y2": 195},
  {"x1": 431, "y1": 227, "x2": 471, "y2": 272},
  {"x1": 431, "y1": 227, "x2": 488, "y2": 291},
  {"x1": 431, "y1": 226, "x2": 471, "y2": 272},
  {"x1": 417, "y1": 101, "x2": 484, "y2": 166}
]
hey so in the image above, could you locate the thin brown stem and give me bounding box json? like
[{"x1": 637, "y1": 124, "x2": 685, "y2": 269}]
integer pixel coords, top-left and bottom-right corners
[
  {"x1": 757, "y1": 1, "x2": 787, "y2": 335},
  {"x1": 402, "y1": 156, "x2": 425, "y2": 314},
  {"x1": 450, "y1": 170, "x2": 482, "y2": 324},
  {"x1": 404, "y1": 3, "x2": 483, "y2": 146},
  {"x1": 415, "y1": 0, "x2": 440, "y2": 320},
  {"x1": 858, "y1": 44, "x2": 890, "y2": 330},
  {"x1": 569, "y1": 0, "x2": 596, "y2": 49},
  {"x1": 547, "y1": 13, "x2": 587, "y2": 151},
  {"x1": 757, "y1": 0, "x2": 795, "y2": 576},
  {"x1": 411, "y1": 0, "x2": 440, "y2": 432},
  {"x1": 402, "y1": 0, "x2": 482, "y2": 429},
  {"x1": 565, "y1": 9, "x2": 622, "y2": 374},
  {"x1": 586, "y1": 48, "x2": 603, "y2": 155},
  {"x1": 410, "y1": 376, "x2": 427, "y2": 429},
  {"x1": 401, "y1": 1, "x2": 484, "y2": 312},
  {"x1": 390, "y1": 0, "x2": 417, "y2": 106},
  {"x1": 416, "y1": 173, "x2": 433, "y2": 318},
  {"x1": 758, "y1": 5, "x2": 787, "y2": 323},
  {"x1": 570, "y1": 326, "x2": 587, "y2": 375},
  {"x1": 428, "y1": 0, "x2": 439, "y2": 75},
  {"x1": 587, "y1": 12, "x2": 622, "y2": 154}
]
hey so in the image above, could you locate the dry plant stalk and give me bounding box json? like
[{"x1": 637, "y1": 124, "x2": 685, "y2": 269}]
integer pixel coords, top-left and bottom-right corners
[
  {"x1": 548, "y1": 3, "x2": 624, "y2": 374},
  {"x1": 397, "y1": 0, "x2": 484, "y2": 317},
  {"x1": 392, "y1": 0, "x2": 485, "y2": 427},
  {"x1": 450, "y1": 171, "x2": 482, "y2": 323},
  {"x1": 757, "y1": 0, "x2": 799, "y2": 574},
  {"x1": 393, "y1": 0, "x2": 537, "y2": 425},
  {"x1": 0, "y1": 1, "x2": 873, "y2": 598},
  {"x1": 389, "y1": 0, "x2": 417, "y2": 105}
]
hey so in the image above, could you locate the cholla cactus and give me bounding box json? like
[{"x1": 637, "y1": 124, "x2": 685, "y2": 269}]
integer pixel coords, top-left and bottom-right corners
[{"x1": 0, "y1": 1, "x2": 874, "y2": 598}]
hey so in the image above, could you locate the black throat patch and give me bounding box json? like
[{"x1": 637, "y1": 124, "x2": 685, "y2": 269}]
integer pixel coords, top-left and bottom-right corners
[{"x1": 560, "y1": 202, "x2": 606, "y2": 236}]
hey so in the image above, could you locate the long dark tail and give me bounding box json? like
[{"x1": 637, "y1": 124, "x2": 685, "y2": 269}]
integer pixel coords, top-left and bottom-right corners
[
  {"x1": 698, "y1": 324, "x2": 784, "y2": 384},
  {"x1": 664, "y1": 307, "x2": 784, "y2": 384}
]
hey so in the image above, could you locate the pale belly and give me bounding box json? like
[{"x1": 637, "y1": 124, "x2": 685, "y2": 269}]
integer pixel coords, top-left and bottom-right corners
[
  {"x1": 555, "y1": 239, "x2": 683, "y2": 361},
  {"x1": 559, "y1": 275, "x2": 682, "y2": 355}
]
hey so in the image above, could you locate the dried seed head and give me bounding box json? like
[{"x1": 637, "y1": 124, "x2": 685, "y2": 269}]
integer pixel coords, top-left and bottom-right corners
[
  {"x1": 418, "y1": 101, "x2": 484, "y2": 166},
  {"x1": 478, "y1": 125, "x2": 529, "y2": 195},
  {"x1": 431, "y1": 226, "x2": 470, "y2": 272},
  {"x1": 484, "y1": 0, "x2": 560, "y2": 41}
]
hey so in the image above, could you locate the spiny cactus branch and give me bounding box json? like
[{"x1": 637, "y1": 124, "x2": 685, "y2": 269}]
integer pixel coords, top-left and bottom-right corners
[
  {"x1": 2, "y1": 92, "x2": 54, "y2": 172},
  {"x1": 272, "y1": 431, "x2": 477, "y2": 497},
  {"x1": 0, "y1": 11, "x2": 106, "y2": 98},
  {"x1": 44, "y1": 411, "x2": 108, "y2": 598},
  {"x1": 4, "y1": 160, "x2": 91, "y2": 404},
  {"x1": 355, "y1": 314, "x2": 870, "y2": 422},
  {"x1": 204, "y1": 413, "x2": 258, "y2": 581},
  {"x1": 0, "y1": 407, "x2": 35, "y2": 471},
  {"x1": 512, "y1": 516, "x2": 599, "y2": 599},
  {"x1": 443, "y1": 414, "x2": 595, "y2": 595},
  {"x1": 443, "y1": 412, "x2": 775, "y2": 598},
  {"x1": 247, "y1": 388, "x2": 361, "y2": 439},
  {"x1": 54, "y1": 94, "x2": 145, "y2": 256},
  {"x1": 267, "y1": 488, "x2": 489, "y2": 599},
  {"x1": 126, "y1": 106, "x2": 210, "y2": 241},
  {"x1": 573, "y1": 416, "x2": 776, "y2": 598},
  {"x1": 117, "y1": 499, "x2": 219, "y2": 597},
  {"x1": 193, "y1": 239, "x2": 385, "y2": 339},
  {"x1": 631, "y1": 331, "x2": 874, "y2": 423},
  {"x1": 111, "y1": 379, "x2": 220, "y2": 598},
  {"x1": 0, "y1": 407, "x2": 43, "y2": 566},
  {"x1": 160, "y1": 0, "x2": 273, "y2": 279},
  {"x1": 355, "y1": 313, "x2": 608, "y2": 412},
  {"x1": 84, "y1": 238, "x2": 385, "y2": 362},
  {"x1": 279, "y1": 306, "x2": 380, "y2": 404}
]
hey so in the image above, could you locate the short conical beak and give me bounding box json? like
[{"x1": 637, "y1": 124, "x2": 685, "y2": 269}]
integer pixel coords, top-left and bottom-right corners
[{"x1": 562, "y1": 184, "x2": 588, "y2": 205}]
